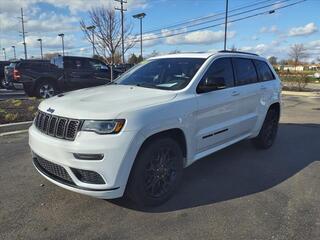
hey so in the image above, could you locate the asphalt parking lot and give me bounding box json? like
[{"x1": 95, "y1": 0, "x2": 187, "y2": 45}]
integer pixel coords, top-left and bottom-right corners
[{"x1": 0, "y1": 95, "x2": 319, "y2": 240}]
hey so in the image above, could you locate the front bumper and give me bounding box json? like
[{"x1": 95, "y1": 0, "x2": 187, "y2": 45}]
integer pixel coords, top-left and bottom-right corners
[{"x1": 29, "y1": 124, "x2": 139, "y2": 199}]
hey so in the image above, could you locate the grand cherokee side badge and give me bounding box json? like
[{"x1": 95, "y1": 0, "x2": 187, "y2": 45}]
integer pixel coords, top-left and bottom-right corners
[{"x1": 47, "y1": 108, "x2": 55, "y2": 113}]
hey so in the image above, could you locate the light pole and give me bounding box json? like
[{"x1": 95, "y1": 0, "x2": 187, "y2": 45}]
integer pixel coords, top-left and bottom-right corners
[
  {"x1": 11, "y1": 46, "x2": 16, "y2": 59},
  {"x1": 58, "y1": 33, "x2": 65, "y2": 56},
  {"x1": 2, "y1": 48, "x2": 6, "y2": 61},
  {"x1": 37, "y1": 38, "x2": 43, "y2": 60},
  {"x1": 133, "y1": 13, "x2": 146, "y2": 59},
  {"x1": 86, "y1": 25, "x2": 96, "y2": 56},
  {"x1": 223, "y1": 0, "x2": 229, "y2": 51}
]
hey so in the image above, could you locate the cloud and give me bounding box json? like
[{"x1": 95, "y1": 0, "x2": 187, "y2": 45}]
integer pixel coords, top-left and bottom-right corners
[
  {"x1": 164, "y1": 30, "x2": 236, "y2": 45},
  {"x1": 288, "y1": 22, "x2": 318, "y2": 37},
  {"x1": 260, "y1": 25, "x2": 278, "y2": 33},
  {"x1": 25, "y1": 34, "x2": 80, "y2": 49},
  {"x1": 0, "y1": 11, "x2": 79, "y2": 33},
  {"x1": 240, "y1": 41, "x2": 287, "y2": 56}
]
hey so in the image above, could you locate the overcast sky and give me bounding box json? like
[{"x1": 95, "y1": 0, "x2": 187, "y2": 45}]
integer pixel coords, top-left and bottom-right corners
[{"x1": 0, "y1": 0, "x2": 319, "y2": 61}]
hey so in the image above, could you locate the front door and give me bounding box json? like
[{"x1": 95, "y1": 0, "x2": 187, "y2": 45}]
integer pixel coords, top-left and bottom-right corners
[
  {"x1": 87, "y1": 59, "x2": 111, "y2": 86},
  {"x1": 231, "y1": 57, "x2": 261, "y2": 135},
  {"x1": 195, "y1": 57, "x2": 240, "y2": 152}
]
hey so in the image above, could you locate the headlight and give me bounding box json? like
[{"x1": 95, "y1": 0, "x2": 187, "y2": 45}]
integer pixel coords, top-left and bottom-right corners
[{"x1": 81, "y1": 119, "x2": 125, "y2": 134}]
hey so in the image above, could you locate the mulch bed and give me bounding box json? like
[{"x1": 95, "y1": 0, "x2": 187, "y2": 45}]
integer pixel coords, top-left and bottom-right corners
[{"x1": 0, "y1": 98, "x2": 41, "y2": 124}]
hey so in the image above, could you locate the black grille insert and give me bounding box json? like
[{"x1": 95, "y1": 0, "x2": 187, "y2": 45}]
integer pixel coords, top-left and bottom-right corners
[
  {"x1": 71, "y1": 168, "x2": 105, "y2": 184},
  {"x1": 34, "y1": 111, "x2": 81, "y2": 141},
  {"x1": 33, "y1": 156, "x2": 74, "y2": 184}
]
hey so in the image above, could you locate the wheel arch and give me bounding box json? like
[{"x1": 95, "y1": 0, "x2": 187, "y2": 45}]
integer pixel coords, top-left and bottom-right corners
[
  {"x1": 34, "y1": 76, "x2": 58, "y2": 90},
  {"x1": 268, "y1": 102, "x2": 281, "y2": 120},
  {"x1": 138, "y1": 128, "x2": 188, "y2": 165}
]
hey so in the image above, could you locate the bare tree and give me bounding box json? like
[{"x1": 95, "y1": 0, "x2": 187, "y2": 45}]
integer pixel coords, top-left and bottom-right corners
[
  {"x1": 286, "y1": 44, "x2": 310, "y2": 91},
  {"x1": 80, "y1": 7, "x2": 135, "y2": 64},
  {"x1": 268, "y1": 56, "x2": 278, "y2": 66},
  {"x1": 289, "y1": 44, "x2": 308, "y2": 68}
]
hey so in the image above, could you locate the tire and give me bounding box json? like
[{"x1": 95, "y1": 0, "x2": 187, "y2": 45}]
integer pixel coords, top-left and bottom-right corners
[
  {"x1": 252, "y1": 108, "x2": 279, "y2": 149},
  {"x1": 35, "y1": 80, "x2": 58, "y2": 99},
  {"x1": 1, "y1": 78, "x2": 9, "y2": 89},
  {"x1": 23, "y1": 84, "x2": 35, "y2": 97},
  {"x1": 127, "y1": 137, "x2": 184, "y2": 207},
  {"x1": 0, "y1": 78, "x2": 4, "y2": 88}
]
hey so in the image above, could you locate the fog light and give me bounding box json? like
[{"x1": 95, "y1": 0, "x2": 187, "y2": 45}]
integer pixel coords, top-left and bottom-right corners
[{"x1": 73, "y1": 153, "x2": 104, "y2": 160}]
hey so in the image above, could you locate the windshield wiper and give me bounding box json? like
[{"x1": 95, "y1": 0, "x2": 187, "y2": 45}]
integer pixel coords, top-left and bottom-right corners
[
  {"x1": 135, "y1": 83, "x2": 171, "y2": 90},
  {"x1": 106, "y1": 81, "x2": 118, "y2": 85},
  {"x1": 135, "y1": 83, "x2": 157, "y2": 88}
]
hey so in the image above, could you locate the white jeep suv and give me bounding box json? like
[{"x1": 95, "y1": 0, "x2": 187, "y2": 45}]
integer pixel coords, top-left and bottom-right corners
[{"x1": 29, "y1": 51, "x2": 281, "y2": 206}]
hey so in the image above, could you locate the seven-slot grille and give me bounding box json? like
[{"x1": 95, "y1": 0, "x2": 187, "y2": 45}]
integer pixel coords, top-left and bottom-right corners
[{"x1": 34, "y1": 111, "x2": 82, "y2": 141}]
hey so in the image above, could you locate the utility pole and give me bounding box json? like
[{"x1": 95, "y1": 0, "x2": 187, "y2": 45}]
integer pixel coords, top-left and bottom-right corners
[
  {"x1": 133, "y1": 13, "x2": 146, "y2": 59},
  {"x1": 19, "y1": 8, "x2": 28, "y2": 59},
  {"x1": 86, "y1": 25, "x2": 96, "y2": 56},
  {"x1": 224, "y1": 0, "x2": 229, "y2": 51},
  {"x1": 58, "y1": 33, "x2": 65, "y2": 56},
  {"x1": 37, "y1": 38, "x2": 43, "y2": 60},
  {"x1": 2, "y1": 48, "x2": 6, "y2": 61},
  {"x1": 115, "y1": 0, "x2": 127, "y2": 63},
  {"x1": 11, "y1": 46, "x2": 16, "y2": 59}
]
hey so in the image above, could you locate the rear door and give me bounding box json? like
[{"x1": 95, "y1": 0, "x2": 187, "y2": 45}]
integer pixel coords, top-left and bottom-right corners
[
  {"x1": 231, "y1": 57, "x2": 261, "y2": 135},
  {"x1": 253, "y1": 59, "x2": 276, "y2": 101},
  {"x1": 195, "y1": 57, "x2": 239, "y2": 152}
]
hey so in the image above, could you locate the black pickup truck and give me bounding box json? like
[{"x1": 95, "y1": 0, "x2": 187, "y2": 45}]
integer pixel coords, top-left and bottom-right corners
[
  {"x1": 5, "y1": 60, "x2": 50, "y2": 90},
  {"x1": 14, "y1": 56, "x2": 114, "y2": 98},
  {"x1": 0, "y1": 61, "x2": 10, "y2": 88}
]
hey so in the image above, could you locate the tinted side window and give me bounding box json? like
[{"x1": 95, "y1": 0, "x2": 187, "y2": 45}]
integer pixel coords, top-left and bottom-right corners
[
  {"x1": 88, "y1": 60, "x2": 108, "y2": 71},
  {"x1": 197, "y1": 58, "x2": 234, "y2": 92},
  {"x1": 51, "y1": 57, "x2": 63, "y2": 68},
  {"x1": 65, "y1": 59, "x2": 86, "y2": 69},
  {"x1": 254, "y1": 60, "x2": 274, "y2": 81},
  {"x1": 233, "y1": 58, "x2": 258, "y2": 85}
]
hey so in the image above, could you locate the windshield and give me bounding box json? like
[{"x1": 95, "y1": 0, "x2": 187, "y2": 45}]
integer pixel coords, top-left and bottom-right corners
[{"x1": 115, "y1": 58, "x2": 205, "y2": 90}]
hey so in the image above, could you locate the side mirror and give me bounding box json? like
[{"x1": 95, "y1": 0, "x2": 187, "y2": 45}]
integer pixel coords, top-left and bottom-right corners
[{"x1": 197, "y1": 76, "x2": 226, "y2": 93}]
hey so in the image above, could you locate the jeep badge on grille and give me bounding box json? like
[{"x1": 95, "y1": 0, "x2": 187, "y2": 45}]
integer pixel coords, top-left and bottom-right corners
[{"x1": 47, "y1": 108, "x2": 55, "y2": 114}]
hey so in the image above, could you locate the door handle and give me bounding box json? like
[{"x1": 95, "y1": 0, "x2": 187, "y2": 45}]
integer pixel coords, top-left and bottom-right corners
[
  {"x1": 231, "y1": 91, "x2": 240, "y2": 96},
  {"x1": 260, "y1": 85, "x2": 267, "y2": 90}
]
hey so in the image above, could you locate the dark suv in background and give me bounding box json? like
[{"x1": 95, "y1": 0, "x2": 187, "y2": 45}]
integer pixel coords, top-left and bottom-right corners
[{"x1": 13, "y1": 56, "x2": 115, "y2": 98}]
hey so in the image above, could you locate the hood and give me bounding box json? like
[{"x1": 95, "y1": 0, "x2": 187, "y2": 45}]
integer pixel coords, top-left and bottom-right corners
[{"x1": 38, "y1": 84, "x2": 177, "y2": 119}]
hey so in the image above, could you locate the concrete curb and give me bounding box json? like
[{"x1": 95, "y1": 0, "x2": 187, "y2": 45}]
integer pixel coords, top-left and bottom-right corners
[
  {"x1": 0, "y1": 129, "x2": 29, "y2": 137},
  {"x1": 282, "y1": 91, "x2": 320, "y2": 97},
  {"x1": 0, "y1": 121, "x2": 32, "y2": 134}
]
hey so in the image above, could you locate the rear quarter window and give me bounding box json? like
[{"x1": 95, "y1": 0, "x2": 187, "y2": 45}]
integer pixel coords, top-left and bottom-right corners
[
  {"x1": 232, "y1": 58, "x2": 258, "y2": 86},
  {"x1": 253, "y1": 60, "x2": 275, "y2": 81}
]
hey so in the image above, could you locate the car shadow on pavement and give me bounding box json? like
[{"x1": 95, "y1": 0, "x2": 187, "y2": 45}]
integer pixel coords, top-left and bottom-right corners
[{"x1": 110, "y1": 123, "x2": 320, "y2": 212}]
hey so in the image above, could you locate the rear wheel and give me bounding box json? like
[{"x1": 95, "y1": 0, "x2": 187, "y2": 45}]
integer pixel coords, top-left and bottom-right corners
[
  {"x1": 23, "y1": 83, "x2": 35, "y2": 97},
  {"x1": 127, "y1": 137, "x2": 184, "y2": 207},
  {"x1": 1, "y1": 78, "x2": 9, "y2": 89},
  {"x1": 35, "y1": 81, "x2": 57, "y2": 99},
  {"x1": 252, "y1": 108, "x2": 279, "y2": 149}
]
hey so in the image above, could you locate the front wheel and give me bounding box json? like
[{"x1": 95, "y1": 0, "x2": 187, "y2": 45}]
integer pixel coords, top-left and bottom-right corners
[
  {"x1": 127, "y1": 137, "x2": 184, "y2": 207},
  {"x1": 35, "y1": 81, "x2": 57, "y2": 99},
  {"x1": 252, "y1": 108, "x2": 279, "y2": 149}
]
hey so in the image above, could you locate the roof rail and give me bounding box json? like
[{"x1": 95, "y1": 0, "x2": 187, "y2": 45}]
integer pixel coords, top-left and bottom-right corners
[{"x1": 218, "y1": 50, "x2": 259, "y2": 56}]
